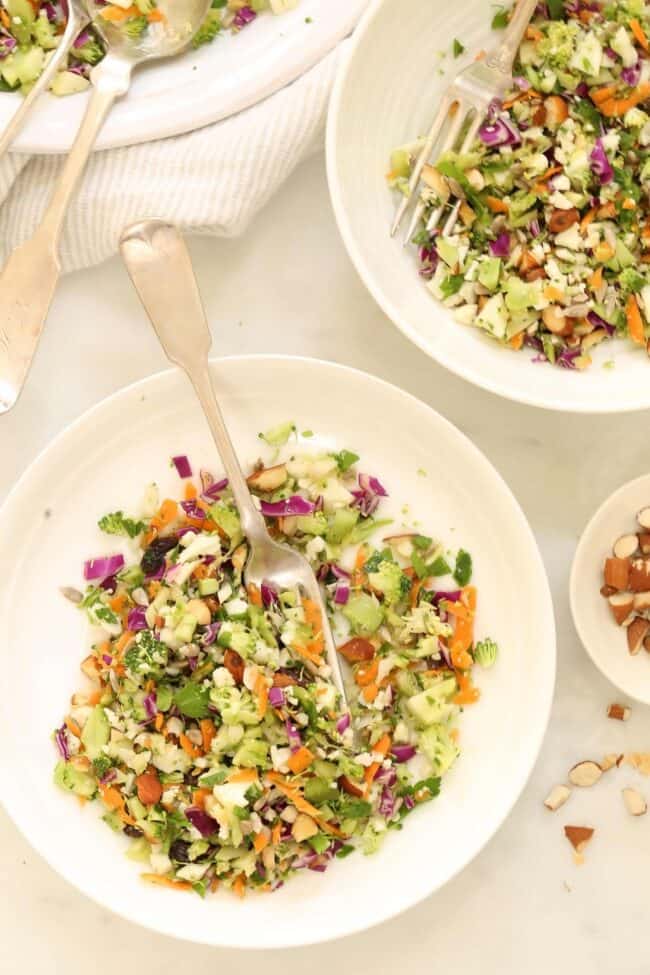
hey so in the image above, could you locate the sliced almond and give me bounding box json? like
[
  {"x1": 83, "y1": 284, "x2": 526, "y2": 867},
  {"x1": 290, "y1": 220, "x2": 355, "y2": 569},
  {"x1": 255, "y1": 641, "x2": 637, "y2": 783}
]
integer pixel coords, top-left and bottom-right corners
[
  {"x1": 634, "y1": 591, "x2": 650, "y2": 612},
  {"x1": 607, "y1": 703, "x2": 631, "y2": 721},
  {"x1": 421, "y1": 165, "x2": 450, "y2": 202},
  {"x1": 568, "y1": 761, "x2": 602, "y2": 788},
  {"x1": 277, "y1": 515, "x2": 299, "y2": 537},
  {"x1": 639, "y1": 533, "x2": 650, "y2": 555},
  {"x1": 614, "y1": 534, "x2": 640, "y2": 559},
  {"x1": 622, "y1": 787, "x2": 647, "y2": 817},
  {"x1": 542, "y1": 305, "x2": 570, "y2": 335},
  {"x1": 620, "y1": 753, "x2": 650, "y2": 775},
  {"x1": 564, "y1": 825, "x2": 594, "y2": 854},
  {"x1": 231, "y1": 542, "x2": 248, "y2": 574},
  {"x1": 601, "y1": 753, "x2": 620, "y2": 772},
  {"x1": 629, "y1": 558, "x2": 650, "y2": 592},
  {"x1": 247, "y1": 463, "x2": 288, "y2": 493},
  {"x1": 384, "y1": 533, "x2": 418, "y2": 559},
  {"x1": 627, "y1": 617, "x2": 649, "y2": 655},
  {"x1": 608, "y1": 592, "x2": 634, "y2": 626},
  {"x1": 543, "y1": 784, "x2": 571, "y2": 811},
  {"x1": 604, "y1": 557, "x2": 631, "y2": 591},
  {"x1": 291, "y1": 813, "x2": 319, "y2": 842},
  {"x1": 638, "y1": 507, "x2": 650, "y2": 531},
  {"x1": 80, "y1": 654, "x2": 101, "y2": 681}
]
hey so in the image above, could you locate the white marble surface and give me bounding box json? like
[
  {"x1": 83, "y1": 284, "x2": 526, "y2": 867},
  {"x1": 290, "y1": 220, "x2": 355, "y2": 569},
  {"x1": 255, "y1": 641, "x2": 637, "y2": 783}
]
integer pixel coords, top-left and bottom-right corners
[{"x1": 3, "y1": 153, "x2": 650, "y2": 974}]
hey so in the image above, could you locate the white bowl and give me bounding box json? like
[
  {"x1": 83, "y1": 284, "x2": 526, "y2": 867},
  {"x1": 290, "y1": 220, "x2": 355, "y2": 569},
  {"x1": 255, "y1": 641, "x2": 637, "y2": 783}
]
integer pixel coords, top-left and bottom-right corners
[
  {"x1": 571, "y1": 474, "x2": 650, "y2": 705},
  {"x1": 327, "y1": 0, "x2": 650, "y2": 413},
  {"x1": 0, "y1": 356, "x2": 555, "y2": 947}
]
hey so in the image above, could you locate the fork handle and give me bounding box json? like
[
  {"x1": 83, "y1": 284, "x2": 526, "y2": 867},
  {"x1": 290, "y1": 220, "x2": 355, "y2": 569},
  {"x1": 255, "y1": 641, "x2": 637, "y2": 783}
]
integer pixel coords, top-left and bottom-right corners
[
  {"x1": 486, "y1": 0, "x2": 539, "y2": 74},
  {"x1": 119, "y1": 219, "x2": 269, "y2": 545}
]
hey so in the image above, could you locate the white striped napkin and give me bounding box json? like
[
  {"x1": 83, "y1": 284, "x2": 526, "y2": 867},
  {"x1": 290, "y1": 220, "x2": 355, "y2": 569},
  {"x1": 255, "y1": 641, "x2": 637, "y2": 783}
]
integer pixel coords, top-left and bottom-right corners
[{"x1": 0, "y1": 41, "x2": 345, "y2": 272}]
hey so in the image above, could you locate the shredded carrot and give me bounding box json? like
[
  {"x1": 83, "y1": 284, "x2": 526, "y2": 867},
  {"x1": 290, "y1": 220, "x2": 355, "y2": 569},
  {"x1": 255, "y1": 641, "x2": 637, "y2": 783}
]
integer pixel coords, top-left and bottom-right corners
[
  {"x1": 146, "y1": 7, "x2": 166, "y2": 21},
  {"x1": 362, "y1": 682, "x2": 379, "y2": 703},
  {"x1": 630, "y1": 17, "x2": 649, "y2": 52},
  {"x1": 291, "y1": 642, "x2": 324, "y2": 666},
  {"x1": 227, "y1": 768, "x2": 258, "y2": 784},
  {"x1": 0, "y1": 9, "x2": 10, "y2": 27},
  {"x1": 589, "y1": 266, "x2": 603, "y2": 290},
  {"x1": 598, "y1": 201, "x2": 616, "y2": 219},
  {"x1": 453, "y1": 673, "x2": 481, "y2": 706},
  {"x1": 114, "y1": 630, "x2": 135, "y2": 655},
  {"x1": 253, "y1": 832, "x2": 269, "y2": 854},
  {"x1": 233, "y1": 874, "x2": 246, "y2": 898},
  {"x1": 247, "y1": 584, "x2": 262, "y2": 607},
  {"x1": 622, "y1": 198, "x2": 636, "y2": 211},
  {"x1": 109, "y1": 593, "x2": 127, "y2": 613},
  {"x1": 99, "y1": 785, "x2": 124, "y2": 811},
  {"x1": 255, "y1": 674, "x2": 269, "y2": 719},
  {"x1": 626, "y1": 293, "x2": 645, "y2": 345},
  {"x1": 87, "y1": 690, "x2": 102, "y2": 706},
  {"x1": 271, "y1": 821, "x2": 282, "y2": 845},
  {"x1": 184, "y1": 482, "x2": 198, "y2": 501},
  {"x1": 199, "y1": 718, "x2": 216, "y2": 751},
  {"x1": 210, "y1": 876, "x2": 220, "y2": 893},
  {"x1": 600, "y1": 84, "x2": 650, "y2": 117},
  {"x1": 351, "y1": 544, "x2": 369, "y2": 586},
  {"x1": 524, "y1": 24, "x2": 542, "y2": 41},
  {"x1": 503, "y1": 88, "x2": 540, "y2": 110},
  {"x1": 363, "y1": 734, "x2": 392, "y2": 794},
  {"x1": 179, "y1": 733, "x2": 201, "y2": 758},
  {"x1": 192, "y1": 788, "x2": 211, "y2": 809},
  {"x1": 150, "y1": 499, "x2": 178, "y2": 531},
  {"x1": 509, "y1": 332, "x2": 524, "y2": 351},
  {"x1": 355, "y1": 657, "x2": 379, "y2": 687},
  {"x1": 580, "y1": 207, "x2": 597, "y2": 232},
  {"x1": 486, "y1": 196, "x2": 509, "y2": 214},
  {"x1": 64, "y1": 716, "x2": 82, "y2": 738},
  {"x1": 141, "y1": 873, "x2": 191, "y2": 891},
  {"x1": 443, "y1": 599, "x2": 472, "y2": 622},
  {"x1": 590, "y1": 83, "x2": 618, "y2": 105},
  {"x1": 287, "y1": 746, "x2": 315, "y2": 774},
  {"x1": 302, "y1": 598, "x2": 324, "y2": 655}
]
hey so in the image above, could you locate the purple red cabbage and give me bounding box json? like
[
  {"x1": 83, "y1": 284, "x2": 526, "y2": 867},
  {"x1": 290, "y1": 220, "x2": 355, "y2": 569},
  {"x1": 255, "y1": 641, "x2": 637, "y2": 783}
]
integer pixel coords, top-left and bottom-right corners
[
  {"x1": 587, "y1": 311, "x2": 615, "y2": 335},
  {"x1": 478, "y1": 114, "x2": 521, "y2": 148},
  {"x1": 391, "y1": 743, "x2": 416, "y2": 763},
  {"x1": 171, "y1": 455, "x2": 192, "y2": 479},
  {"x1": 334, "y1": 581, "x2": 350, "y2": 605},
  {"x1": 261, "y1": 582, "x2": 279, "y2": 607},
  {"x1": 201, "y1": 622, "x2": 221, "y2": 646},
  {"x1": 233, "y1": 5, "x2": 256, "y2": 28},
  {"x1": 590, "y1": 138, "x2": 613, "y2": 184},
  {"x1": 143, "y1": 693, "x2": 157, "y2": 720},
  {"x1": 268, "y1": 686, "x2": 285, "y2": 708},
  {"x1": 84, "y1": 554, "x2": 125, "y2": 581},
  {"x1": 259, "y1": 495, "x2": 316, "y2": 517},
  {"x1": 55, "y1": 726, "x2": 70, "y2": 760},
  {"x1": 622, "y1": 63, "x2": 642, "y2": 87},
  {"x1": 127, "y1": 606, "x2": 147, "y2": 632},
  {"x1": 185, "y1": 807, "x2": 218, "y2": 837},
  {"x1": 336, "y1": 712, "x2": 351, "y2": 735},
  {"x1": 351, "y1": 473, "x2": 389, "y2": 517},
  {"x1": 489, "y1": 232, "x2": 510, "y2": 258}
]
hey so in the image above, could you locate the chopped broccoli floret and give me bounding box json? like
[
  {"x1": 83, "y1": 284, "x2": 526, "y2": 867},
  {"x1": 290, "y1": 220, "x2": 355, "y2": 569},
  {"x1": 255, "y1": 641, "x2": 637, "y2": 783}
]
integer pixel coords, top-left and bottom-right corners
[
  {"x1": 98, "y1": 510, "x2": 146, "y2": 538},
  {"x1": 474, "y1": 637, "x2": 499, "y2": 669},
  {"x1": 367, "y1": 560, "x2": 411, "y2": 605},
  {"x1": 124, "y1": 630, "x2": 168, "y2": 678}
]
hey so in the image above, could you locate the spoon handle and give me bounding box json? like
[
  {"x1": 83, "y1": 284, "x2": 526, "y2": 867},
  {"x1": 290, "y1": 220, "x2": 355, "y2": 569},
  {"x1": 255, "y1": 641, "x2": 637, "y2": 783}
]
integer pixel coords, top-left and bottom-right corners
[
  {"x1": 119, "y1": 220, "x2": 268, "y2": 544},
  {"x1": 0, "y1": 53, "x2": 132, "y2": 414},
  {"x1": 0, "y1": 11, "x2": 90, "y2": 159}
]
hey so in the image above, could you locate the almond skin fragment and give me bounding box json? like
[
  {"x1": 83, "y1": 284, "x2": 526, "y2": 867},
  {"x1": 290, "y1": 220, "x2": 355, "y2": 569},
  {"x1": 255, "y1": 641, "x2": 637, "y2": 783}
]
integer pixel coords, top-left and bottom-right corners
[
  {"x1": 604, "y1": 557, "x2": 631, "y2": 591},
  {"x1": 638, "y1": 507, "x2": 650, "y2": 531},
  {"x1": 629, "y1": 559, "x2": 650, "y2": 592},
  {"x1": 607, "y1": 703, "x2": 631, "y2": 721},
  {"x1": 564, "y1": 825, "x2": 594, "y2": 853},
  {"x1": 627, "y1": 617, "x2": 649, "y2": 655},
  {"x1": 543, "y1": 784, "x2": 571, "y2": 811},
  {"x1": 613, "y1": 534, "x2": 640, "y2": 559},
  {"x1": 622, "y1": 787, "x2": 647, "y2": 817},
  {"x1": 247, "y1": 464, "x2": 288, "y2": 493},
  {"x1": 568, "y1": 761, "x2": 603, "y2": 787},
  {"x1": 608, "y1": 592, "x2": 634, "y2": 626},
  {"x1": 601, "y1": 753, "x2": 620, "y2": 771}
]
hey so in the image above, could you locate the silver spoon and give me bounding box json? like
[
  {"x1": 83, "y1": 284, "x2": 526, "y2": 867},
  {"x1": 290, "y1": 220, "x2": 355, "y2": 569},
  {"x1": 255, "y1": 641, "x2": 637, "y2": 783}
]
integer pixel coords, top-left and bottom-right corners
[
  {"x1": 0, "y1": 0, "x2": 89, "y2": 159},
  {"x1": 119, "y1": 219, "x2": 349, "y2": 708},
  {"x1": 0, "y1": 0, "x2": 211, "y2": 415}
]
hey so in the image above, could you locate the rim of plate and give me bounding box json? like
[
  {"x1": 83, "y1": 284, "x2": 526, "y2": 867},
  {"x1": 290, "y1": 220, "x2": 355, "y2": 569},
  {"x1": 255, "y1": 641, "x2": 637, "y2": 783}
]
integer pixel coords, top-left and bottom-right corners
[
  {"x1": 570, "y1": 473, "x2": 650, "y2": 705},
  {"x1": 326, "y1": 0, "x2": 650, "y2": 415},
  {"x1": 0, "y1": 355, "x2": 556, "y2": 947},
  {"x1": 4, "y1": 0, "x2": 366, "y2": 154}
]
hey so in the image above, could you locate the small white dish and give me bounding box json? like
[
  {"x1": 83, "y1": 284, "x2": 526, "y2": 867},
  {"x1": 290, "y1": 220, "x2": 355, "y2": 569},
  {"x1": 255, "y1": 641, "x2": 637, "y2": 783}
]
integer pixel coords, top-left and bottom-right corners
[
  {"x1": 0, "y1": 0, "x2": 366, "y2": 153},
  {"x1": 327, "y1": 0, "x2": 650, "y2": 413},
  {"x1": 571, "y1": 474, "x2": 650, "y2": 705},
  {"x1": 0, "y1": 356, "x2": 555, "y2": 947}
]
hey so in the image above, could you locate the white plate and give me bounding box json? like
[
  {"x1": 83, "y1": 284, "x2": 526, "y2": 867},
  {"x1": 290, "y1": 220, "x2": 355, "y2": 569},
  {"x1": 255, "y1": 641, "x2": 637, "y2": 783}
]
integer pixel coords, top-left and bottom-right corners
[
  {"x1": 0, "y1": 356, "x2": 555, "y2": 947},
  {"x1": 571, "y1": 474, "x2": 650, "y2": 705},
  {"x1": 2, "y1": 1, "x2": 366, "y2": 154},
  {"x1": 327, "y1": 0, "x2": 650, "y2": 414}
]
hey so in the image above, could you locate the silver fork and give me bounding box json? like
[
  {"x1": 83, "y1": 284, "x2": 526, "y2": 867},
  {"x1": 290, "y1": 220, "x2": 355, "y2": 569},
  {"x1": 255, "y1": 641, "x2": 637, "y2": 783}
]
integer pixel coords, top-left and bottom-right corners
[
  {"x1": 391, "y1": 0, "x2": 538, "y2": 243},
  {"x1": 119, "y1": 219, "x2": 349, "y2": 707}
]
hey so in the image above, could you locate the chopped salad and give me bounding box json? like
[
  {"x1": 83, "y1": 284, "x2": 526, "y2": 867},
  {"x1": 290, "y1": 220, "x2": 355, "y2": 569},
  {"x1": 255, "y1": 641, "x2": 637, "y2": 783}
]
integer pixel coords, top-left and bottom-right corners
[
  {"x1": 0, "y1": 0, "x2": 299, "y2": 97},
  {"x1": 389, "y1": 0, "x2": 650, "y2": 369},
  {"x1": 53, "y1": 438, "x2": 497, "y2": 897}
]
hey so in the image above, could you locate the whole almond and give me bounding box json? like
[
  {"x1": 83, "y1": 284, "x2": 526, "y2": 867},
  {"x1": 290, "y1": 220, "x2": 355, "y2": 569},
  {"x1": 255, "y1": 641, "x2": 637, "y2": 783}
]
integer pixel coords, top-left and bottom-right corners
[
  {"x1": 637, "y1": 507, "x2": 650, "y2": 531},
  {"x1": 568, "y1": 761, "x2": 602, "y2": 787},
  {"x1": 136, "y1": 771, "x2": 162, "y2": 806},
  {"x1": 639, "y1": 533, "x2": 650, "y2": 555},
  {"x1": 629, "y1": 559, "x2": 650, "y2": 592}
]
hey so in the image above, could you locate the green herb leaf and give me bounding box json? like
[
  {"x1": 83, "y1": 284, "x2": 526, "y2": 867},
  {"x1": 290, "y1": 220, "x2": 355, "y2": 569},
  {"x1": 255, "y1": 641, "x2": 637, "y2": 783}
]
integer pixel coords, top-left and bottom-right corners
[
  {"x1": 453, "y1": 549, "x2": 472, "y2": 586},
  {"x1": 491, "y1": 5, "x2": 509, "y2": 29},
  {"x1": 440, "y1": 274, "x2": 465, "y2": 299},
  {"x1": 452, "y1": 38, "x2": 465, "y2": 57},
  {"x1": 334, "y1": 449, "x2": 360, "y2": 472},
  {"x1": 175, "y1": 683, "x2": 211, "y2": 719}
]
